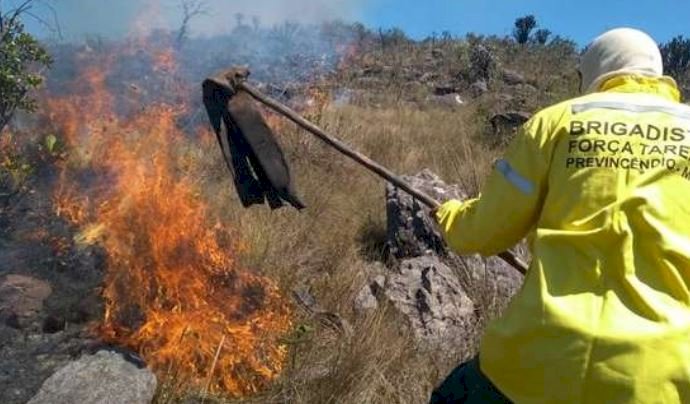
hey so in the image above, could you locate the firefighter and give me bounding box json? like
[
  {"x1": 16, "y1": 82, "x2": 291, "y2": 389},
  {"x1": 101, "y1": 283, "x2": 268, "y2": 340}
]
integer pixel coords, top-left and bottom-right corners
[{"x1": 431, "y1": 28, "x2": 690, "y2": 403}]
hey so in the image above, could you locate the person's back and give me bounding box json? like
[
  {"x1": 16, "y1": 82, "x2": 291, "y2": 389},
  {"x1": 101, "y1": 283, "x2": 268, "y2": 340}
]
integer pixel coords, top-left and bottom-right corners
[{"x1": 433, "y1": 28, "x2": 690, "y2": 403}]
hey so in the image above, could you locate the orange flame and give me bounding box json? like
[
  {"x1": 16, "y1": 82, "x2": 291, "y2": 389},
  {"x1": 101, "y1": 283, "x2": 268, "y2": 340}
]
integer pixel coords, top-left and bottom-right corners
[
  {"x1": 153, "y1": 48, "x2": 177, "y2": 73},
  {"x1": 50, "y1": 44, "x2": 292, "y2": 396}
]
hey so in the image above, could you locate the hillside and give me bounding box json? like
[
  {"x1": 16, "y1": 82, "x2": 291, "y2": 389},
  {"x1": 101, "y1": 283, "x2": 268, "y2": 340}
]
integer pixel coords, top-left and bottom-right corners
[{"x1": 2, "y1": 16, "x2": 689, "y2": 404}]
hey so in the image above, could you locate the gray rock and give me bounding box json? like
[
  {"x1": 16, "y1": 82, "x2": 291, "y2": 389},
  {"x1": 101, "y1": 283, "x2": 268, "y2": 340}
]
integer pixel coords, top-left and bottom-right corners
[
  {"x1": 354, "y1": 286, "x2": 378, "y2": 313},
  {"x1": 385, "y1": 256, "x2": 477, "y2": 350},
  {"x1": 469, "y1": 80, "x2": 489, "y2": 97},
  {"x1": 385, "y1": 169, "x2": 467, "y2": 259},
  {"x1": 0, "y1": 326, "x2": 89, "y2": 404},
  {"x1": 489, "y1": 111, "x2": 533, "y2": 146},
  {"x1": 354, "y1": 275, "x2": 386, "y2": 314},
  {"x1": 0, "y1": 274, "x2": 52, "y2": 330},
  {"x1": 0, "y1": 250, "x2": 105, "y2": 404},
  {"x1": 490, "y1": 110, "x2": 532, "y2": 125},
  {"x1": 28, "y1": 350, "x2": 157, "y2": 404},
  {"x1": 383, "y1": 170, "x2": 525, "y2": 353},
  {"x1": 501, "y1": 69, "x2": 527, "y2": 85},
  {"x1": 372, "y1": 275, "x2": 385, "y2": 291},
  {"x1": 426, "y1": 93, "x2": 465, "y2": 109}
]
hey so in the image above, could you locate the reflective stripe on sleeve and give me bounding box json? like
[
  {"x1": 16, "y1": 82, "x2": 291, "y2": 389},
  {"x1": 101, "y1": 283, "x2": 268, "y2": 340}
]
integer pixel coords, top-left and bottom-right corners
[
  {"x1": 495, "y1": 159, "x2": 534, "y2": 195},
  {"x1": 572, "y1": 101, "x2": 690, "y2": 120}
]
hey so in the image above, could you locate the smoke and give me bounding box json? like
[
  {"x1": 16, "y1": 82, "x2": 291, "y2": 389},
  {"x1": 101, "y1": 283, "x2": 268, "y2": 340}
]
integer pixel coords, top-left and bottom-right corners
[
  {"x1": 194, "y1": 0, "x2": 365, "y2": 34},
  {"x1": 25, "y1": 0, "x2": 367, "y2": 39}
]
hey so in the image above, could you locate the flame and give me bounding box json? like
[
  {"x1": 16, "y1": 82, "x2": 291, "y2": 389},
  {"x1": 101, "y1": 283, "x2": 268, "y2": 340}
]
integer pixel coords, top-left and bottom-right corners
[
  {"x1": 152, "y1": 48, "x2": 177, "y2": 73},
  {"x1": 336, "y1": 43, "x2": 360, "y2": 70},
  {"x1": 49, "y1": 43, "x2": 292, "y2": 396}
]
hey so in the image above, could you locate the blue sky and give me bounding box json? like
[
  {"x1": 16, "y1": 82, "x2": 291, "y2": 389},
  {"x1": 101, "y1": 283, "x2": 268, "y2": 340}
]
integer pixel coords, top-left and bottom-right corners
[
  {"x1": 360, "y1": 0, "x2": 690, "y2": 45},
  {"x1": 14, "y1": 0, "x2": 690, "y2": 46}
]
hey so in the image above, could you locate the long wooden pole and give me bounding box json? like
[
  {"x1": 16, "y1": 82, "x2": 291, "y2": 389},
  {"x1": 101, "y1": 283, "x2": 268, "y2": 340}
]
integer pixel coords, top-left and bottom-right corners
[
  {"x1": 237, "y1": 82, "x2": 440, "y2": 209},
  {"x1": 234, "y1": 81, "x2": 528, "y2": 275}
]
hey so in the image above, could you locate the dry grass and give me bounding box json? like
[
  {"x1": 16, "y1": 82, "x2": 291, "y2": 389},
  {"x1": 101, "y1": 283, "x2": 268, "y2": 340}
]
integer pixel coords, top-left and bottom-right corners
[
  {"x1": 151, "y1": 35, "x2": 582, "y2": 404},
  {"x1": 1, "y1": 26, "x2": 584, "y2": 404},
  {"x1": 168, "y1": 101, "x2": 502, "y2": 404}
]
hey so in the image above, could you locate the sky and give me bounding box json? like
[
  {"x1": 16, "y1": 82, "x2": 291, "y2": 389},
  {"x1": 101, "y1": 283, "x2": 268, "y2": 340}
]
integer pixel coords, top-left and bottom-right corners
[
  {"x1": 15, "y1": 0, "x2": 368, "y2": 40},
  {"x1": 359, "y1": 0, "x2": 690, "y2": 45},
  {"x1": 11, "y1": 0, "x2": 690, "y2": 46}
]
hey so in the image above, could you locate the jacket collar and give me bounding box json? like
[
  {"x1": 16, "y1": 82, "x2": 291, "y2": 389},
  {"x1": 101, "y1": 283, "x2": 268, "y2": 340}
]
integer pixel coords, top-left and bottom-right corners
[{"x1": 597, "y1": 75, "x2": 681, "y2": 102}]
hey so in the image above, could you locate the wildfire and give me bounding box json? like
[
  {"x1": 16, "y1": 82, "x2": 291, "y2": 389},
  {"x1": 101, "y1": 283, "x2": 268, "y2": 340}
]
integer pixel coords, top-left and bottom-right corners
[
  {"x1": 49, "y1": 42, "x2": 292, "y2": 396},
  {"x1": 153, "y1": 49, "x2": 177, "y2": 73}
]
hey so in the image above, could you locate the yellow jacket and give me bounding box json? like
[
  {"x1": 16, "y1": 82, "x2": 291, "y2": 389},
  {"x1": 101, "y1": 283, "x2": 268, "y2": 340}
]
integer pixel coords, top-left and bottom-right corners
[{"x1": 436, "y1": 75, "x2": 690, "y2": 403}]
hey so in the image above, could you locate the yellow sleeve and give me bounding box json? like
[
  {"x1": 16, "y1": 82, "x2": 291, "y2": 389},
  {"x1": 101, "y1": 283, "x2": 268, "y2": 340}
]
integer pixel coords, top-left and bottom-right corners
[{"x1": 435, "y1": 115, "x2": 553, "y2": 256}]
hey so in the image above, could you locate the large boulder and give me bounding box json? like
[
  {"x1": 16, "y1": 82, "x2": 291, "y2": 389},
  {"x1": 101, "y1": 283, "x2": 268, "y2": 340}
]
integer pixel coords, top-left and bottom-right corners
[
  {"x1": 385, "y1": 256, "x2": 477, "y2": 351},
  {"x1": 385, "y1": 169, "x2": 468, "y2": 260},
  {"x1": 28, "y1": 350, "x2": 157, "y2": 404},
  {"x1": 377, "y1": 170, "x2": 524, "y2": 354}
]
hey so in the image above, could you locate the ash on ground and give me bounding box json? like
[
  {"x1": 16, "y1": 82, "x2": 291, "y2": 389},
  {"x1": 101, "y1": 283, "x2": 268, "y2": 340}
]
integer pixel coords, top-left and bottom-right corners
[{"x1": 0, "y1": 189, "x2": 156, "y2": 404}]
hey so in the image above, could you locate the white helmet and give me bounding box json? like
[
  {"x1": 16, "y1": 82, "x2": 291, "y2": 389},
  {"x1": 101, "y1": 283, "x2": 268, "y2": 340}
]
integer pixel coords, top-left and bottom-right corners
[{"x1": 579, "y1": 28, "x2": 664, "y2": 94}]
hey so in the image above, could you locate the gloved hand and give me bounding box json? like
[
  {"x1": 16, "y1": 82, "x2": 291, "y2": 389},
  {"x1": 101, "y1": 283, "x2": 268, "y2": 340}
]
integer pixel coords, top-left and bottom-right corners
[{"x1": 434, "y1": 199, "x2": 465, "y2": 225}]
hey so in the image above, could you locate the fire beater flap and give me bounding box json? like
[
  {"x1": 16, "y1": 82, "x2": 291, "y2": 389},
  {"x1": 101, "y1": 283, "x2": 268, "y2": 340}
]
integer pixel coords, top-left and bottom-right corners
[{"x1": 202, "y1": 68, "x2": 305, "y2": 210}]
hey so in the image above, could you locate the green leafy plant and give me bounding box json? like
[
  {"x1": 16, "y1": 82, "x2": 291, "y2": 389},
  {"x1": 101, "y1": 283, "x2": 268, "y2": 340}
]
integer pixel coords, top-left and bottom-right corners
[
  {"x1": 44, "y1": 133, "x2": 57, "y2": 152},
  {"x1": 0, "y1": 3, "x2": 53, "y2": 133}
]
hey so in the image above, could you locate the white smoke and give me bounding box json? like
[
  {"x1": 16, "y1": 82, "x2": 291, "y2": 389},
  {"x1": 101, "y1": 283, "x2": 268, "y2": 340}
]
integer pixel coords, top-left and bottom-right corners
[
  {"x1": 24, "y1": 0, "x2": 367, "y2": 39},
  {"x1": 193, "y1": 0, "x2": 366, "y2": 34}
]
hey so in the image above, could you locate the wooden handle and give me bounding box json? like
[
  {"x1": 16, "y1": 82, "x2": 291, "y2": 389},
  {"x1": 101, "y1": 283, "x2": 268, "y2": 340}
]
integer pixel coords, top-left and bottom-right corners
[
  {"x1": 233, "y1": 81, "x2": 528, "y2": 275},
  {"x1": 236, "y1": 82, "x2": 441, "y2": 209}
]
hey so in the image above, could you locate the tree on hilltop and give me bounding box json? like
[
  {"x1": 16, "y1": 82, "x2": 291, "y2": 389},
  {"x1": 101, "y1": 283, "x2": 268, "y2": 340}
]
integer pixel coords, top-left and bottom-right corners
[
  {"x1": 660, "y1": 36, "x2": 690, "y2": 81},
  {"x1": 513, "y1": 15, "x2": 537, "y2": 44},
  {"x1": 534, "y1": 28, "x2": 551, "y2": 45}
]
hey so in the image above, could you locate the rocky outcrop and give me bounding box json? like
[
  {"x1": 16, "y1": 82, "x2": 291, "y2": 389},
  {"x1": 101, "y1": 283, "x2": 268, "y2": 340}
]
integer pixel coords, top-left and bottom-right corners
[
  {"x1": 28, "y1": 350, "x2": 157, "y2": 404},
  {"x1": 385, "y1": 170, "x2": 468, "y2": 260},
  {"x1": 359, "y1": 170, "x2": 524, "y2": 354},
  {"x1": 385, "y1": 256, "x2": 476, "y2": 348}
]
